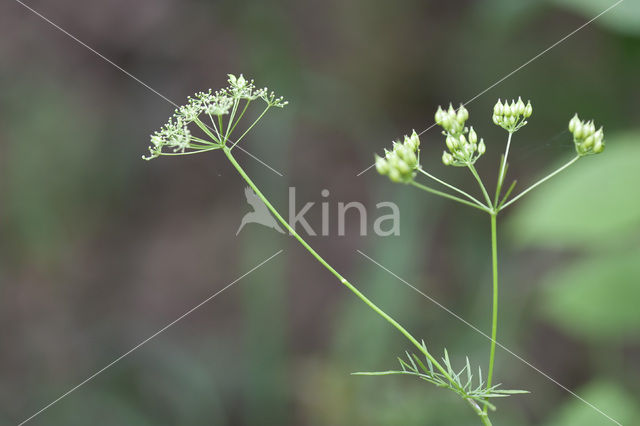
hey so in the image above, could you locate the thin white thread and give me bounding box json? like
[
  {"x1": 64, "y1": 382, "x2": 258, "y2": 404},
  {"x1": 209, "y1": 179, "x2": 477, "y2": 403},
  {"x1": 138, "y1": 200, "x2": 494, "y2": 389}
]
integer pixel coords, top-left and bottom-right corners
[
  {"x1": 18, "y1": 250, "x2": 283, "y2": 425},
  {"x1": 13, "y1": 0, "x2": 284, "y2": 177},
  {"x1": 356, "y1": 0, "x2": 624, "y2": 176}
]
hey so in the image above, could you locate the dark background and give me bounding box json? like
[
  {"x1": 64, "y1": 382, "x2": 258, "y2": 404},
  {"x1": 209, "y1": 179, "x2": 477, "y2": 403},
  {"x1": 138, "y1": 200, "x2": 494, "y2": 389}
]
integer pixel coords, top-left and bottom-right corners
[{"x1": 1, "y1": 0, "x2": 639, "y2": 425}]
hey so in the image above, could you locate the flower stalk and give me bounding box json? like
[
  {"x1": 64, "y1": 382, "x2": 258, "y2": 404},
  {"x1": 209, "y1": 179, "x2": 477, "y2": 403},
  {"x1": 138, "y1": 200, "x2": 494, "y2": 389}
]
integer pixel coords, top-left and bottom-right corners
[{"x1": 376, "y1": 99, "x2": 605, "y2": 423}]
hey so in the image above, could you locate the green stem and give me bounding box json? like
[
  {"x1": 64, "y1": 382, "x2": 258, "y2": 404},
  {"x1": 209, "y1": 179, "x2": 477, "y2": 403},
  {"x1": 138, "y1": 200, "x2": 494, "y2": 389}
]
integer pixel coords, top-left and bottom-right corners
[
  {"x1": 500, "y1": 156, "x2": 580, "y2": 210},
  {"x1": 410, "y1": 181, "x2": 492, "y2": 213},
  {"x1": 229, "y1": 106, "x2": 271, "y2": 150},
  {"x1": 469, "y1": 399, "x2": 493, "y2": 426},
  {"x1": 223, "y1": 147, "x2": 458, "y2": 386},
  {"x1": 225, "y1": 99, "x2": 240, "y2": 141},
  {"x1": 468, "y1": 164, "x2": 493, "y2": 209},
  {"x1": 417, "y1": 168, "x2": 488, "y2": 209},
  {"x1": 227, "y1": 99, "x2": 251, "y2": 136},
  {"x1": 484, "y1": 213, "x2": 499, "y2": 415},
  {"x1": 494, "y1": 132, "x2": 513, "y2": 206}
]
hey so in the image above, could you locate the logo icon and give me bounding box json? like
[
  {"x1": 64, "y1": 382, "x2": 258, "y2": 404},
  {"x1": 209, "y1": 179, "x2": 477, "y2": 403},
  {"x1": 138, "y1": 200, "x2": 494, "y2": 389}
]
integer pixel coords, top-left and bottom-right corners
[{"x1": 236, "y1": 186, "x2": 285, "y2": 235}]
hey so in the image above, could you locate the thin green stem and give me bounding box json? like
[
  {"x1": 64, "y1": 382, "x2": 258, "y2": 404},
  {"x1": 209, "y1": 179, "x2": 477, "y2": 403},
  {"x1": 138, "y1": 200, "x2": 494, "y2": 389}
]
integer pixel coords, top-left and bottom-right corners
[
  {"x1": 469, "y1": 399, "x2": 493, "y2": 426},
  {"x1": 468, "y1": 164, "x2": 494, "y2": 209},
  {"x1": 223, "y1": 147, "x2": 458, "y2": 387},
  {"x1": 500, "y1": 156, "x2": 580, "y2": 210},
  {"x1": 194, "y1": 118, "x2": 221, "y2": 143},
  {"x1": 410, "y1": 181, "x2": 492, "y2": 213},
  {"x1": 484, "y1": 213, "x2": 499, "y2": 415},
  {"x1": 224, "y1": 98, "x2": 240, "y2": 141},
  {"x1": 159, "y1": 146, "x2": 222, "y2": 156},
  {"x1": 417, "y1": 168, "x2": 489, "y2": 209},
  {"x1": 229, "y1": 106, "x2": 271, "y2": 150},
  {"x1": 494, "y1": 132, "x2": 513, "y2": 206},
  {"x1": 497, "y1": 180, "x2": 517, "y2": 210},
  {"x1": 227, "y1": 99, "x2": 251, "y2": 136},
  {"x1": 206, "y1": 112, "x2": 223, "y2": 141}
]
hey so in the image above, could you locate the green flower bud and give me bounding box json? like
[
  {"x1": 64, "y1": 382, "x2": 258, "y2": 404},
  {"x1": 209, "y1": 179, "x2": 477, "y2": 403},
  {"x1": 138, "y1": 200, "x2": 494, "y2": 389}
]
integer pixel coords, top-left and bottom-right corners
[
  {"x1": 405, "y1": 150, "x2": 418, "y2": 168},
  {"x1": 524, "y1": 101, "x2": 533, "y2": 118},
  {"x1": 494, "y1": 99, "x2": 503, "y2": 115},
  {"x1": 516, "y1": 97, "x2": 525, "y2": 115},
  {"x1": 584, "y1": 135, "x2": 595, "y2": 149},
  {"x1": 457, "y1": 104, "x2": 469, "y2": 123},
  {"x1": 375, "y1": 155, "x2": 389, "y2": 175},
  {"x1": 468, "y1": 127, "x2": 477, "y2": 144},
  {"x1": 478, "y1": 139, "x2": 486, "y2": 155},
  {"x1": 446, "y1": 135, "x2": 456, "y2": 151},
  {"x1": 435, "y1": 107, "x2": 444, "y2": 125},
  {"x1": 570, "y1": 114, "x2": 605, "y2": 156},
  {"x1": 593, "y1": 140, "x2": 604, "y2": 154},
  {"x1": 405, "y1": 130, "x2": 420, "y2": 151},
  {"x1": 492, "y1": 114, "x2": 500, "y2": 125},
  {"x1": 395, "y1": 159, "x2": 410, "y2": 175},
  {"x1": 442, "y1": 151, "x2": 453, "y2": 166},
  {"x1": 388, "y1": 168, "x2": 402, "y2": 183}
]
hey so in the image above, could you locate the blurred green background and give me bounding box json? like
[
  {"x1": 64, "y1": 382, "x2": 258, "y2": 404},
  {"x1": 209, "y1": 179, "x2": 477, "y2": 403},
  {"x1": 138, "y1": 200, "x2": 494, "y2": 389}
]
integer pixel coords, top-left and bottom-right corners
[{"x1": 1, "y1": 0, "x2": 639, "y2": 425}]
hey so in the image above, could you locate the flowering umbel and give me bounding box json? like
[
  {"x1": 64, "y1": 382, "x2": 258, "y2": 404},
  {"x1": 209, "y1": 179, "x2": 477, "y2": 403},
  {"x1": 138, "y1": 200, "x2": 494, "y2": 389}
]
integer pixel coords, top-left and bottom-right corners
[
  {"x1": 375, "y1": 131, "x2": 420, "y2": 183},
  {"x1": 568, "y1": 114, "x2": 605, "y2": 156},
  {"x1": 492, "y1": 97, "x2": 532, "y2": 133},
  {"x1": 435, "y1": 104, "x2": 485, "y2": 167},
  {"x1": 144, "y1": 74, "x2": 287, "y2": 160}
]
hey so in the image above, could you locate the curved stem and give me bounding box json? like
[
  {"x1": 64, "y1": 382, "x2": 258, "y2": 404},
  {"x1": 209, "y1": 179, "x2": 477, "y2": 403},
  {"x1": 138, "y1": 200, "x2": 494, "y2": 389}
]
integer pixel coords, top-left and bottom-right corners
[
  {"x1": 494, "y1": 132, "x2": 513, "y2": 206},
  {"x1": 500, "y1": 156, "x2": 579, "y2": 210},
  {"x1": 417, "y1": 168, "x2": 488, "y2": 209},
  {"x1": 468, "y1": 164, "x2": 493, "y2": 209},
  {"x1": 484, "y1": 213, "x2": 499, "y2": 415},
  {"x1": 223, "y1": 147, "x2": 458, "y2": 385},
  {"x1": 410, "y1": 181, "x2": 492, "y2": 213}
]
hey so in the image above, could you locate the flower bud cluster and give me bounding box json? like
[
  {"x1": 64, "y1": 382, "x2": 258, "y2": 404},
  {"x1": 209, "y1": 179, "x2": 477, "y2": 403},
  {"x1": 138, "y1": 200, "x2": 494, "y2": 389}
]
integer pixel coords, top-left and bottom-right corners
[
  {"x1": 569, "y1": 114, "x2": 604, "y2": 156},
  {"x1": 492, "y1": 97, "x2": 532, "y2": 132},
  {"x1": 375, "y1": 131, "x2": 421, "y2": 183},
  {"x1": 144, "y1": 74, "x2": 287, "y2": 160},
  {"x1": 435, "y1": 104, "x2": 485, "y2": 167}
]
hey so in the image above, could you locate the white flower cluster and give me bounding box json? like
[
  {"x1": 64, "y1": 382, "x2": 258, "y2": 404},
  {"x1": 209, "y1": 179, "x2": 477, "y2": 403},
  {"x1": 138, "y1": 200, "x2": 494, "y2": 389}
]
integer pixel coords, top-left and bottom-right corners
[
  {"x1": 569, "y1": 114, "x2": 605, "y2": 155},
  {"x1": 375, "y1": 131, "x2": 420, "y2": 183},
  {"x1": 435, "y1": 104, "x2": 485, "y2": 167},
  {"x1": 144, "y1": 74, "x2": 287, "y2": 160},
  {"x1": 492, "y1": 97, "x2": 532, "y2": 133}
]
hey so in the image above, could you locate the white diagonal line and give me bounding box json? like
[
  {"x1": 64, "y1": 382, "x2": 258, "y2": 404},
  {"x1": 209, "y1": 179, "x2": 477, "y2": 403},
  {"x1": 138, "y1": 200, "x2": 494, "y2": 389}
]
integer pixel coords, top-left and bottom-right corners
[
  {"x1": 356, "y1": 0, "x2": 624, "y2": 177},
  {"x1": 235, "y1": 145, "x2": 284, "y2": 176},
  {"x1": 13, "y1": 0, "x2": 284, "y2": 177},
  {"x1": 357, "y1": 250, "x2": 621, "y2": 425},
  {"x1": 18, "y1": 250, "x2": 284, "y2": 426}
]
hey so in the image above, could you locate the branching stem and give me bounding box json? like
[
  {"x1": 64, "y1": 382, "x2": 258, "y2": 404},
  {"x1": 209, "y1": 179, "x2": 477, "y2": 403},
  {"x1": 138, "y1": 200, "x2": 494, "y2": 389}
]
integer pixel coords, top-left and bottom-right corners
[
  {"x1": 417, "y1": 168, "x2": 489, "y2": 209},
  {"x1": 410, "y1": 181, "x2": 492, "y2": 213},
  {"x1": 500, "y1": 156, "x2": 580, "y2": 210}
]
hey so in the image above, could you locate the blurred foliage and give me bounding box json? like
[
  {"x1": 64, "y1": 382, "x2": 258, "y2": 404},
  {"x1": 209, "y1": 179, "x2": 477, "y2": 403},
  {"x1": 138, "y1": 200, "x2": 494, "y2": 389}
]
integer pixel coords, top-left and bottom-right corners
[
  {"x1": 549, "y1": 0, "x2": 640, "y2": 36},
  {"x1": 508, "y1": 133, "x2": 640, "y2": 249},
  {"x1": 545, "y1": 380, "x2": 640, "y2": 425},
  {"x1": 1, "y1": 0, "x2": 639, "y2": 425},
  {"x1": 508, "y1": 133, "x2": 640, "y2": 341}
]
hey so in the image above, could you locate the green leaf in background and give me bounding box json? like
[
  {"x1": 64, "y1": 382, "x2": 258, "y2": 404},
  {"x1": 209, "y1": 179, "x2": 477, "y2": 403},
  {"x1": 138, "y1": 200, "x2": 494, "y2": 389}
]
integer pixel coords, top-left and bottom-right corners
[
  {"x1": 548, "y1": 0, "x2": 640, "y2": 36},
  {"x1": 507, "y1": 132, "x2": 640, "y2": 250},
  {"x1": 545, "y1": 380, "x2": 640, "y2": 426},
  {"x1": 539, "y1": 249, "x2": 640, "y2": 340}
]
